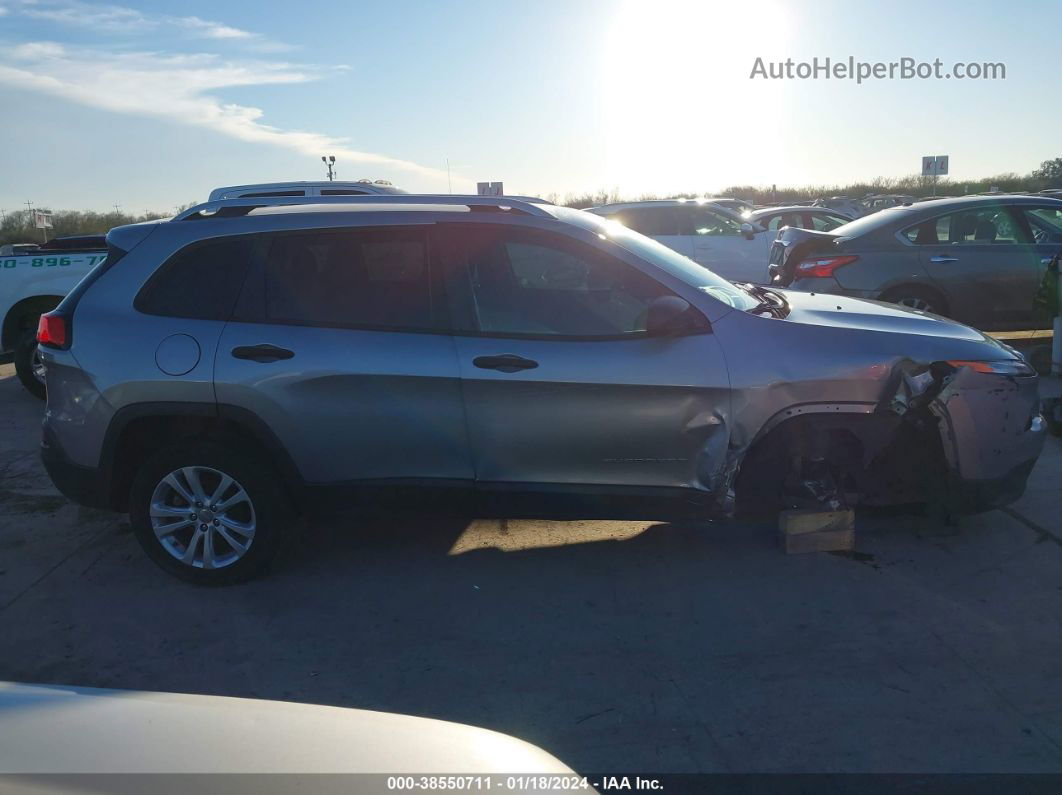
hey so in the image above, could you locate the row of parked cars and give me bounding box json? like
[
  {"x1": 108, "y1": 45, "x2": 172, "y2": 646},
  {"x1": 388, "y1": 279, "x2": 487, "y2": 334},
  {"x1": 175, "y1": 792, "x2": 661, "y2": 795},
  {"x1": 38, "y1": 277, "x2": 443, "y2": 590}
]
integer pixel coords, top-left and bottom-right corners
[
  {"x1": 587, "y1": 193, "x2": 1062, "y2": 331},
  {"x1": 8, "y1": 186, "x2": 1056, "y2": 400},
  {"x1": 24, "y1": 181, "x2": 1046, "y2": 584}
]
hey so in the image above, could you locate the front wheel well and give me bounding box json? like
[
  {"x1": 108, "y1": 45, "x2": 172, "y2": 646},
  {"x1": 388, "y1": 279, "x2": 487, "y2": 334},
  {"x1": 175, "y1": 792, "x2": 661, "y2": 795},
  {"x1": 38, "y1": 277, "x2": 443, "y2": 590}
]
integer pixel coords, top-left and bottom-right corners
[
  {"x1": 106, "y1": 413, "x2": 301, "y2": 513},
  {"x1": 732, "y1": 412, "x2": 946, "y2": 515}
]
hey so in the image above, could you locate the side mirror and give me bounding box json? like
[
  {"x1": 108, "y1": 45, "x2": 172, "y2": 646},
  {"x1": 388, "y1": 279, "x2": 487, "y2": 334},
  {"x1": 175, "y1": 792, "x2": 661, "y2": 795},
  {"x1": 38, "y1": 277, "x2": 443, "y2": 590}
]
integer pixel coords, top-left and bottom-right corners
[
  {"x1": 740, "y1": 222, "x2": 757, "y2": 241},
  {"x1": 646, "y1": 296, "x2": 701, "y2": 337}
]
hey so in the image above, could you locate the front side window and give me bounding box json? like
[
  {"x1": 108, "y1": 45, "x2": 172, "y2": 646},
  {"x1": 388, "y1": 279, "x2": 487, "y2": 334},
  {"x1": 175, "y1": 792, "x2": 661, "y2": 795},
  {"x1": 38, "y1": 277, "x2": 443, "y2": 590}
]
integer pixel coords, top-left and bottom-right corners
[
  {"x1": 136, "y1": 237, "x2": 253, "y2": 320},
  {"x1": 811, "y1": 213, "x2": 848, "y2": 232},
  {"x1": 688, "y1": 208, "x2": 742, "y2": 236},
  {"x1": 766, "y1": 212, "x2": 804, "y2": 232},
  {"x1": 262, "y1": 228, "x2": 435, "y2": 330},
  {"x1": 457, "y1": 228, "x2": 672, "y2": 337}
]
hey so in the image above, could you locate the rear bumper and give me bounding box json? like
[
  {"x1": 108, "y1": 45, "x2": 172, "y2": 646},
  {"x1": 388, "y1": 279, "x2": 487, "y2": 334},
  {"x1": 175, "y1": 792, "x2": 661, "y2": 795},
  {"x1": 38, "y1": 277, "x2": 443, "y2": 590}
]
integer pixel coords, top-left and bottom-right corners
[{"x1": 41, "y1": 428, "x2": 111, "y2": 511}]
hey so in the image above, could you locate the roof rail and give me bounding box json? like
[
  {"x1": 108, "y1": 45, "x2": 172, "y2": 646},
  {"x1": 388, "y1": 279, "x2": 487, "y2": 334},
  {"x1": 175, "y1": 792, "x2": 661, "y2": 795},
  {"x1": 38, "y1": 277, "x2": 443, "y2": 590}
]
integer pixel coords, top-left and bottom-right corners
[{"x1": 174, "y1": 194, "x2": 555, "y2": 221}]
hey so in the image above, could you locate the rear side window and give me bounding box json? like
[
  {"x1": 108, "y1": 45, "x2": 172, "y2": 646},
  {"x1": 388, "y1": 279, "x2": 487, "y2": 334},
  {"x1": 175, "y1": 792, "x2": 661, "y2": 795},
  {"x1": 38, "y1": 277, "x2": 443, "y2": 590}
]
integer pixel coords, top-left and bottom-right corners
[
  {"x1": 135, "y1": 238, "x2": 253, "y2": 320},
  {"x1": 611, "y1": 207, "x2": 685, "y2": 236},
  {"x1": 811, "y1": 213, "x2": 848, "y2": 232},
  {"x1": 319, "y1": 189, "x2": 368, "y2": 196},
  {"x1": 902, "y1": 206, "x2": 1026, "y2": 245},
  {"x1": 262, "y1": 228, "x2": 436, "y2": 331}
]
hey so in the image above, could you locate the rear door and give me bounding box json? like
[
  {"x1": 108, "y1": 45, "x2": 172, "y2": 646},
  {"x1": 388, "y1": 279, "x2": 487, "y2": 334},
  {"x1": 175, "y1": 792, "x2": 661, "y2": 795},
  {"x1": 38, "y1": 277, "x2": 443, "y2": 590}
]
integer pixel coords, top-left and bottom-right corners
[
  {"x1": 214, "y1": 225, "x2": 473, "y2": 486},
  {"x1": 437, "y1": 222, "x2": 731, "y2": 500},
  {"x1": 906, "y1": 205, "x2": 1042, "y2": 329}
]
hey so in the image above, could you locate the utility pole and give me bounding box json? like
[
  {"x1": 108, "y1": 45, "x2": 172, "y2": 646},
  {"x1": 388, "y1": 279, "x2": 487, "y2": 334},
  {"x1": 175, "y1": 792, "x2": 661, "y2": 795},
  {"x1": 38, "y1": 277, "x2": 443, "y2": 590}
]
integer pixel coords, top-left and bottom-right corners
[
  {"x1": 113, "y1": 204, "x2": 121, "y2": 214},
  {"x1": 322, "y1": 155, "x2": 336, "y2": 181}
]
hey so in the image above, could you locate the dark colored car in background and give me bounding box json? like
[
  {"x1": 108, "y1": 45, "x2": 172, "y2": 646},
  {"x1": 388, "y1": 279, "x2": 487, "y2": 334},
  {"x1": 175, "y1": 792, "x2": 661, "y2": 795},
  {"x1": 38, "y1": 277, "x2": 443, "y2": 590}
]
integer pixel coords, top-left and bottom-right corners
[{"x1": 769, "y1": 195, "x2": 1062, "y2": 330}]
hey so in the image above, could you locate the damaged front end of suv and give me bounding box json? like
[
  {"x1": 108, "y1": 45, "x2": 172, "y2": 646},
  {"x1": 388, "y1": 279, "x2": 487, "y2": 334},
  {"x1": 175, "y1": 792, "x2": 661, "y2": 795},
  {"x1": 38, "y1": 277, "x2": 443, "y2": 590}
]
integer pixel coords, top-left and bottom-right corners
[{"x1": 712, "y1": 290, "x2": 1046, "y2": 518}]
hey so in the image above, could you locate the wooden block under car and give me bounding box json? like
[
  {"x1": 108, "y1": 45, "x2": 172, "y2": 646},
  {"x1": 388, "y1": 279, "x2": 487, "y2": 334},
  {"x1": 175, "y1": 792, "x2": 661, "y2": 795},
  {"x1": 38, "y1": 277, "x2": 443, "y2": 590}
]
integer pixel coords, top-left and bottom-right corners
[{"x1": 779, "y1": 509, "x2": 855, "y2": 554}]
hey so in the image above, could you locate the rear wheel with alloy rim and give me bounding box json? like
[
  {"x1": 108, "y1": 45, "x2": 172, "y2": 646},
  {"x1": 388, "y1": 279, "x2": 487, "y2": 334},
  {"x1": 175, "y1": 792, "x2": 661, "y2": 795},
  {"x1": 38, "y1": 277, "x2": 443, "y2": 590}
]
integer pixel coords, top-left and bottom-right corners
[
  {"x1": 14, "y1": 329, "x2": 46, "y2": 400},
  {"x1": 130, "y1": 442, "x2": 293, "y2": 584}
]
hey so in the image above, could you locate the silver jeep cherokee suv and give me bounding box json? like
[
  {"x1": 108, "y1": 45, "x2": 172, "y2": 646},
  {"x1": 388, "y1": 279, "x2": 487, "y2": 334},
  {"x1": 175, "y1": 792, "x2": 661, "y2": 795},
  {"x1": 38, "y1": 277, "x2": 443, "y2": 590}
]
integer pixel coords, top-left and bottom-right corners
[{"x1": 38, "y1": 196, "x2": 1046, "y2": 584}]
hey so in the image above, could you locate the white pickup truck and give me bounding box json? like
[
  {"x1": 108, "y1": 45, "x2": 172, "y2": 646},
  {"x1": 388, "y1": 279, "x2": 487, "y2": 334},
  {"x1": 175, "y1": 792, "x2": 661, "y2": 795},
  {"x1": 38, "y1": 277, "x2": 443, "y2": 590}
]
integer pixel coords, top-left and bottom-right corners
[{"x1": 1, "y1": 235, "x2": 107, "y2": 398}]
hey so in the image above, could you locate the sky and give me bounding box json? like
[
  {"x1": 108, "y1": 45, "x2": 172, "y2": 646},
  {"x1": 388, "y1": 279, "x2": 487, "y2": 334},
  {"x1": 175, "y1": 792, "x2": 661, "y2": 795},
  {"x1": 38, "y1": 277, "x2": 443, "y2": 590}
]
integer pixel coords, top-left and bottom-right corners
[{"x1": 0, "y1": 0, "x2": 1059, "y2": 213}]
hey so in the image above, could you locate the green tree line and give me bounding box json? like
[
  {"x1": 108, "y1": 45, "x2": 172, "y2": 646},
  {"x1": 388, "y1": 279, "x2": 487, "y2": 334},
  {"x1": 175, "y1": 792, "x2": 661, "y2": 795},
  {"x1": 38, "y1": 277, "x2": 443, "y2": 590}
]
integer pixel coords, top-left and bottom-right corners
[
  {"x1": 552, "y1": 158, "x2": 1062, "y2": 208},
  {"x1": 0, "y1": 207, "x2": 187, "y2": 248},
  {"x1": 5, "y1": 159, "x2": 1061, "y2": 243}
]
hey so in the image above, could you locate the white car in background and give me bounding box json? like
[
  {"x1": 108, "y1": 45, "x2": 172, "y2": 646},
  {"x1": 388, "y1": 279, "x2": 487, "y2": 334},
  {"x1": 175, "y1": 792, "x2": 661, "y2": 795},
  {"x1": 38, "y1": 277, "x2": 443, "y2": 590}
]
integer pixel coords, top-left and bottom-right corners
[
  {"x1": 0, "y1": 235, "x2": 107, "y2": 398},
  {"x1": 208, "y1": 179, "x2": 406, "y2": 200},
  {"x1": 587, "y1": 199, "x2": 774, "y2": 283}
]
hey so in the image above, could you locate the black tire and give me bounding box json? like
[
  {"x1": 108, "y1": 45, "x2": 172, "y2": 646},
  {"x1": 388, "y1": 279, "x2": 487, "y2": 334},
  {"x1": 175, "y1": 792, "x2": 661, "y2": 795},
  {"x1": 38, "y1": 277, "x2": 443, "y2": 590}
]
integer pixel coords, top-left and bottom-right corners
[
  {"x1": 129, "y1": 441, "x2": 295, "y2": 585},
  {"x1": 14, "y1": 329, "x2": 46, "y2": 400},
  {"x1": 879, "y1": 285, "x2": 948, "y2": 317}
]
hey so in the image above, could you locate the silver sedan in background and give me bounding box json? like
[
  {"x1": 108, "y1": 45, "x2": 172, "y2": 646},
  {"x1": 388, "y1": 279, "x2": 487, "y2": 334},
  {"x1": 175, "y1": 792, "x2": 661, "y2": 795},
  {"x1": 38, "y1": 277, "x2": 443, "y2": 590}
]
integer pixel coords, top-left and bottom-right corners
[{"x1": 770, "y1": 195, "x2": 1062, "y2": 331}]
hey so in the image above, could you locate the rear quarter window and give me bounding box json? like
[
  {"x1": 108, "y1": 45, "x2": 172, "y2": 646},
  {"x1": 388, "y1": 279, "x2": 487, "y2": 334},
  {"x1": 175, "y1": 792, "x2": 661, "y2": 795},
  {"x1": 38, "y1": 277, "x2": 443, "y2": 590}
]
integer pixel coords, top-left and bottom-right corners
[{"x1": 135, "y1": 238, "x2": 254, "y2": 320}]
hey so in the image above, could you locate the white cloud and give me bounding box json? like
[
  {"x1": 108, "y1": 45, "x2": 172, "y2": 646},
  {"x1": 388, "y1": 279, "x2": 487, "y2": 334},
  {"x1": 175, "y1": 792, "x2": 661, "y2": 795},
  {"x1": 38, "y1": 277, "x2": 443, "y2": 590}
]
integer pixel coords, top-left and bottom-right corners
[
  {"x1": 0, "y1": 43, "x2": 445, "y2": 180},
  {"x1": 21, "y1": 1, "x2": 151, "y2": 32},
  {"x1": 8, "y1": 41, "x2": 66, "y2": 59},
  {"x1": 176, "y1": 16, "x2": 255, "y2": 41},
  {"x1": 13, "y1": 1, "x2": 263, "y2": 43}
]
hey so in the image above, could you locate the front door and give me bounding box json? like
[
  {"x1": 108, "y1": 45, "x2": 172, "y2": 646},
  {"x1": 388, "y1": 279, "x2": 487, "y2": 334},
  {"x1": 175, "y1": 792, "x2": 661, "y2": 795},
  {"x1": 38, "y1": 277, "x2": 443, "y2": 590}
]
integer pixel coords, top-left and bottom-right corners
[
  {"x1": 436, "y1": 223, "x2": 731, "y2": 503},
  {"x1": 686, "y1": 206, "x2": 771, "y2": 283}
]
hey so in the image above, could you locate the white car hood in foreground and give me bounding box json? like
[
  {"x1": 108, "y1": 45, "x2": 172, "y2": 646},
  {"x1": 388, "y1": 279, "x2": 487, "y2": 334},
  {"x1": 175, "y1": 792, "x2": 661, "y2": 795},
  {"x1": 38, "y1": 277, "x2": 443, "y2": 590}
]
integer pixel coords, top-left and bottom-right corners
[{"x1": 0, "y1": 682, "x2": 575, "y2": 774}]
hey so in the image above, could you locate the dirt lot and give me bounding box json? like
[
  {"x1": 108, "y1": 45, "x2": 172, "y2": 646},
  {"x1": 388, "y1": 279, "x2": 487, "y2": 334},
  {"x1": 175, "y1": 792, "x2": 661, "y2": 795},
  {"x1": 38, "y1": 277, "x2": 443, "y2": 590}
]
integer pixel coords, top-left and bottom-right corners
[{"x1": 1, "y1": 361, "x2": 1061, "y2": 773}]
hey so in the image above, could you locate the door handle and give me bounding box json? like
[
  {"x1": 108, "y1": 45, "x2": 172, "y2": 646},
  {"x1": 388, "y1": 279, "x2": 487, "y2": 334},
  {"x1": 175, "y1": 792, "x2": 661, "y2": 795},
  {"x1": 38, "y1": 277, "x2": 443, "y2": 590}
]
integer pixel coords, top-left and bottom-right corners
[
  {"x1": 231, "y1": 344, "x2": 294, "y2": 363},
  {"x1": 1041, "y1": 257, "x2": 1057, "y2": 265},
  {"x1": 472, "y1": 354, "x2": 538, "y2": 373},
  {"x1": 930, "y1": 255, "x2": 958, "y2": 263}
]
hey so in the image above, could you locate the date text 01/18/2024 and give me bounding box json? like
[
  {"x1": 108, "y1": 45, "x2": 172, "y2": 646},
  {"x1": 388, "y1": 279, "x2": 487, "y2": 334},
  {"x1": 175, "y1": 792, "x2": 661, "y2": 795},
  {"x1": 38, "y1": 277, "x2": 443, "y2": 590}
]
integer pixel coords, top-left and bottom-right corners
[{"x1": 386, "y1": 775, "x2": 664, "y2": 791}]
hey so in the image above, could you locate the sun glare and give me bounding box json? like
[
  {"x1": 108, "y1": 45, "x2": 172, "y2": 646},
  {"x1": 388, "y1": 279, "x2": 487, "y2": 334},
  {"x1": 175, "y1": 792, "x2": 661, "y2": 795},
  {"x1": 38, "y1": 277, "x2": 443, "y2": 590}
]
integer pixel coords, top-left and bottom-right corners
[{"x1": 602, "y1": 0, "x2": 791, "y2": 196}]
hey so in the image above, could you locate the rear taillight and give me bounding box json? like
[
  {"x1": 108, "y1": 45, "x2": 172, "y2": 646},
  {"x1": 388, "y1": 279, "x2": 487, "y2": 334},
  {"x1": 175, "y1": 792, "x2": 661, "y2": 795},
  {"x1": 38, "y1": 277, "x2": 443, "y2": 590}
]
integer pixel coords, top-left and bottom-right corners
[
  {"x1": 37, "y1": 312, "x2": 68, "y2": 349},
  {"x1": 794, "y1": 254, "x2": 859, "y2": 279}
]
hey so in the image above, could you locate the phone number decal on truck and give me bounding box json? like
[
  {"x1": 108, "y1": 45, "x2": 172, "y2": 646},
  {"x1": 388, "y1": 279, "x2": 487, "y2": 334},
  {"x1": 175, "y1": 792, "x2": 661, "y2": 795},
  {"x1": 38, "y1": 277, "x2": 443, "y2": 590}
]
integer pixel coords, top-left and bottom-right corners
[{"x1": 2, "y1": 254, "x2": 106, "y2": 270}]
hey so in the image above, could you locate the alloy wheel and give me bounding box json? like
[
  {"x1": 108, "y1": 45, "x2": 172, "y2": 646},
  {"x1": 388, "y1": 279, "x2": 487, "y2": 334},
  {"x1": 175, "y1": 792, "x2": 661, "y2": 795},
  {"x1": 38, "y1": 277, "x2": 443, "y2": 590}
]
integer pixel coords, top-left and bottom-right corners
[
  {"x1": 896, "y1": 296, "x2": 934, "y2": 313},
  {"x1": 149, "y1": 466, "x2": 256, "y2": 569}
]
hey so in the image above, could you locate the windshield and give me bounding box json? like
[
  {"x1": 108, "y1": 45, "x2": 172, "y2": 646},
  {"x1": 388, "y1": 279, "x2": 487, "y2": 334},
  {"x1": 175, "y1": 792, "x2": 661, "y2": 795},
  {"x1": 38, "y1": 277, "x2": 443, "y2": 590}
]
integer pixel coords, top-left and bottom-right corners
[{"x1": 596, "y1": 221, "x2": 759, "y2": 311}]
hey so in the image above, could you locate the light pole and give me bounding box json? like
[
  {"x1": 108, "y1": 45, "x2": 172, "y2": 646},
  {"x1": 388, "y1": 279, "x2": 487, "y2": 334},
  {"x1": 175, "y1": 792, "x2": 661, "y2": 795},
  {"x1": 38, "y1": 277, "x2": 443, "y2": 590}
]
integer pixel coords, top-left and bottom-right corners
[{"x1": 322, "y1": 155, "x2": 336, "y2": 182}]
